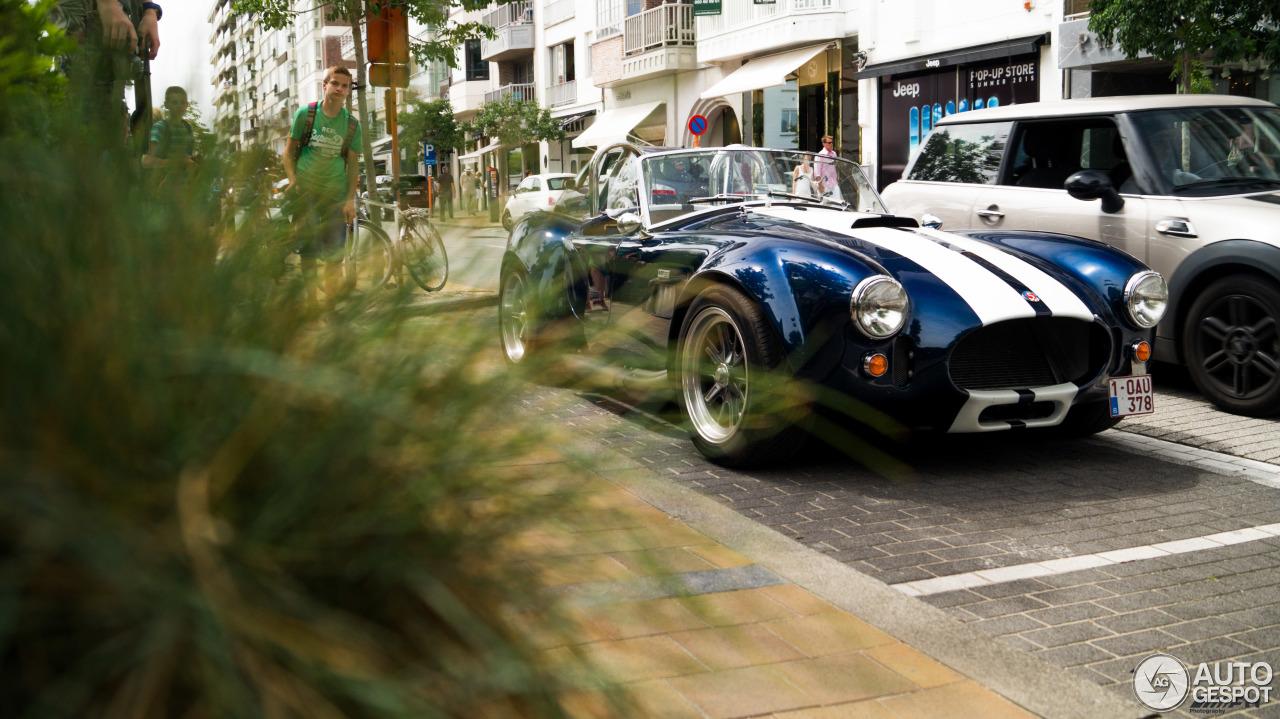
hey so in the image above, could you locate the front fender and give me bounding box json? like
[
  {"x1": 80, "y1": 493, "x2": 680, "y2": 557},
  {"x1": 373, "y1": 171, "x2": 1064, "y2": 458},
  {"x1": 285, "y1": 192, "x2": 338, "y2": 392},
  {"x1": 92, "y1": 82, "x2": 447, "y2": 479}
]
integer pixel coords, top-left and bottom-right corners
[
  {"x1": 674, "y1": 237, "x2": 881, "y2": 373},
  {"x1": 1165, "y1": 239, "x2": 1280, "y2": 362}
]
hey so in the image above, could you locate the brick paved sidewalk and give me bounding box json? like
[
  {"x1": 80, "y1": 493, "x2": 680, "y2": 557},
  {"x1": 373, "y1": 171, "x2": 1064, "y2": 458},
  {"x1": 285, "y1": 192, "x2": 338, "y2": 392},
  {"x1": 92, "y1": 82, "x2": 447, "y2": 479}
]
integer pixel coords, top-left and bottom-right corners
[{"x1": 494, "y1": 404, "x2": 1152, "y2": 719}]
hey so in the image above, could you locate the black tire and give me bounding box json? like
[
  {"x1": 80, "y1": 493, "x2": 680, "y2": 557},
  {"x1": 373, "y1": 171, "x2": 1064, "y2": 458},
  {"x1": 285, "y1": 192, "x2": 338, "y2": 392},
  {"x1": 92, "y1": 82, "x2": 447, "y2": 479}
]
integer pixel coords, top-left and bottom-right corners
[
  {"x1": 1181, "y1": 276, "x2": 1280, "y2": 417},
  {"x1": 344, "y1": 220, "x2": 393, "y2": 291},
  {"x1": 676, "y1": 284, "x2": 808, "y2": 467},
  {"x1": 401, "y1": 217, "x2": 448, "y2": 292},
  {"x1": 501, "y1": 210, "x2": 513, "y2": 232},
  {"x1": 1053, "y1": 399, "x2": 1123, "y2": 436}
]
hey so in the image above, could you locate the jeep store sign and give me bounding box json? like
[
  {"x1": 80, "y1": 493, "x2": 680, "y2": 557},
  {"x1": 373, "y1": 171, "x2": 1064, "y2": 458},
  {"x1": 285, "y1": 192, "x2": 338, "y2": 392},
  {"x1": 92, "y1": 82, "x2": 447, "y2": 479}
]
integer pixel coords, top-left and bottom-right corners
[{"x1": 875, "y1": 53, "x2": 1040, "y2": 189}]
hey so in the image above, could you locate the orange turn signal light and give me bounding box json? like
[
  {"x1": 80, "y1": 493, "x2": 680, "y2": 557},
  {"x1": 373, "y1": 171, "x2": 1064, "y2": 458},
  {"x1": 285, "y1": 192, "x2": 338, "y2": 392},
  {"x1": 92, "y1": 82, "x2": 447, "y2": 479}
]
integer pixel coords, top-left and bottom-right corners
[
  {"x1": 1132, "y1": 340, "x2": 1151, "y2": 362},
  {"x1": 864, "y1": 353, "x2": 888, "y2": 377}
]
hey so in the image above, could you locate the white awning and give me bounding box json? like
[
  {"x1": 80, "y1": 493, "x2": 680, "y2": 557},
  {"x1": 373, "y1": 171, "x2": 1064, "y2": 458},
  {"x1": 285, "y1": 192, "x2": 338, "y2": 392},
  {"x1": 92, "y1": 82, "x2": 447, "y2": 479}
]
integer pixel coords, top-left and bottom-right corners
[
  {"x1": 571, "y1": 101, "x2": 664, "y2": 149},
  {"x1": 700, "y1": 43, "x2": 832, "y2": 100},
  {"x1": 457, "y1": 140, "x2": 504, "y2": 161},
  {"x1": 370, "y1": 136, "x2": 393, "y2": 154}
]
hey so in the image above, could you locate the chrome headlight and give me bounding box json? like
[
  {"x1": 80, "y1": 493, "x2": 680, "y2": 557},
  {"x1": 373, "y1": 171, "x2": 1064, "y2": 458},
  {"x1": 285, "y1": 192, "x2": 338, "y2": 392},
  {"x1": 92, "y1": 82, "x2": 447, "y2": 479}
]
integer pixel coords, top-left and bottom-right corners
[
  {"x1": 851, "y1": 276, "x2": 910, "y2": 338},
  {"x1": 1124, "y1": 271, "x2": 1168, "y2": 328}
]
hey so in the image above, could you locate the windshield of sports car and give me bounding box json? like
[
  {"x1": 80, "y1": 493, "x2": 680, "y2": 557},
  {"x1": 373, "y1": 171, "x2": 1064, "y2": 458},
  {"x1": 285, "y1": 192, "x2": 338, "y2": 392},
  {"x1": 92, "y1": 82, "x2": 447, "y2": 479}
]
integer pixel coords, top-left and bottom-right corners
[
  {"x1": 1128, "y1": 106, "x2": 1280, "y2": 196},
  {"x1": 635, "y1": 149, "x2": 886, "y2": 225}
]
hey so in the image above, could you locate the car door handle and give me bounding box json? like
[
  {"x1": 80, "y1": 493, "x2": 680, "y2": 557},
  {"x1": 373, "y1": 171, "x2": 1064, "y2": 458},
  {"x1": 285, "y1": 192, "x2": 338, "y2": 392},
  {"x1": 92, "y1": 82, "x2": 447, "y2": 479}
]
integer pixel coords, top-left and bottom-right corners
[
  {"x1": 976, "y1": 208, "x2": 1005, "y2": 220},
  {"x1": 1155, "y1": 218, "x2": 1198, "y2": 238}
]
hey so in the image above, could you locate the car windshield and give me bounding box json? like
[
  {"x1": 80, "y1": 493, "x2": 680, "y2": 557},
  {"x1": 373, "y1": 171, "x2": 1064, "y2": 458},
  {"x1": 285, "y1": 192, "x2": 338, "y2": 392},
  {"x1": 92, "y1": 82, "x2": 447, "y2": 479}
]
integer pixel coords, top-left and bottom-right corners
[
  {"x1": 546, "y1": 177, "x2": 571, "y2": 190},
  {"x1": 638, "y1": 148, "x2": 886, "y2": 225},
  {"x1": 1128, "y1": 106, "x2": 1280, "y2": 195}
]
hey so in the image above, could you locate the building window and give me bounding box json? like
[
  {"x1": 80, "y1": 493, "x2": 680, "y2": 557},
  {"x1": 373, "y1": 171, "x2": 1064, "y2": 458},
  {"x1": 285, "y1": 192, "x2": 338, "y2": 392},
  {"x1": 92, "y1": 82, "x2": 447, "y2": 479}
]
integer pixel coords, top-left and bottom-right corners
[
  {"x1": 550, "y1": 42, "x2": 575, "y2": 84},
  {"x1": 465, "y1": 39, "x2": 489, "y2": 81},
  {"x1": 514, "y1": 60, "x2": 534, "y2": 85},
  {"x1": 583, "y1": 32, "x2": 592, "y2": 76},
  {"x1": 596, "y1": 0, "x2": 623, "y2": 37}
]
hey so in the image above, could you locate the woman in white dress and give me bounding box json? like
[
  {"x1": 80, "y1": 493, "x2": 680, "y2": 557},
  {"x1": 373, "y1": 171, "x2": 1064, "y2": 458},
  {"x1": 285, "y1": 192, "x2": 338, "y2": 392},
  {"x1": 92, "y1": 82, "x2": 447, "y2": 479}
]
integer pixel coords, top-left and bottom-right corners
[{"x1": 792, "y1": 160, "x2": 818, "y2": 197}]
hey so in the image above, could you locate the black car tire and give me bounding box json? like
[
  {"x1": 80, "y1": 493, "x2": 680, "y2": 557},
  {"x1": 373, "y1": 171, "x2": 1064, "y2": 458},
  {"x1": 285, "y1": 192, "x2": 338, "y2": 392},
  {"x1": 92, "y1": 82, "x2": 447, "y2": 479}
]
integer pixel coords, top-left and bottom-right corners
[
  {"x1": 502, "y1": 210, "x2": 513, "y2": 232},
  {"x1": 677, "y1": 284, "x2": 808, "y2": 467},
  {"x1": 1181, "y1": 275, "x2": 1280, "y2": 416}
]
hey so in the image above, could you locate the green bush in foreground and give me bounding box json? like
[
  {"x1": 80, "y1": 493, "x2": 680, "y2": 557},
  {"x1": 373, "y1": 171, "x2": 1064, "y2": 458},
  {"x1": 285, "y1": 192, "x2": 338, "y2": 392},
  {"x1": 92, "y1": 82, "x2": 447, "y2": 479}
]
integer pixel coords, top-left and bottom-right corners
[{"x1": 0, "y1": 26, "x2": 605, "y2": 718}]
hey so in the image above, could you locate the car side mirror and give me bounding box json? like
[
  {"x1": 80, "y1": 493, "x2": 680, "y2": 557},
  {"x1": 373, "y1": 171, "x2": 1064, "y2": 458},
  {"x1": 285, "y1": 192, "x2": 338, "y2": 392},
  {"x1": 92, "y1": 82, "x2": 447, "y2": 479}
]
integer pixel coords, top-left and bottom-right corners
[
  {"x1": 921, "y1": 213, "x2": 943, "y2": 229},
  {"x1": 616, "y1": 211, "x2": 643, "y2": 235},
  {"x1": 1065, "y1": 170, "x2": 1125, "y2": 214}
]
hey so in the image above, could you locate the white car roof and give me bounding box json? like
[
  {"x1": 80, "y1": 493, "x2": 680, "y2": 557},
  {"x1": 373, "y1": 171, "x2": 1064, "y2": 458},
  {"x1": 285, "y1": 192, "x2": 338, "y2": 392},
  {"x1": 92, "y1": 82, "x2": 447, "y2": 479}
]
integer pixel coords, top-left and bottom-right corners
[{"x1": 936, "y1": 94, "x2": 1277, "y2": 126}]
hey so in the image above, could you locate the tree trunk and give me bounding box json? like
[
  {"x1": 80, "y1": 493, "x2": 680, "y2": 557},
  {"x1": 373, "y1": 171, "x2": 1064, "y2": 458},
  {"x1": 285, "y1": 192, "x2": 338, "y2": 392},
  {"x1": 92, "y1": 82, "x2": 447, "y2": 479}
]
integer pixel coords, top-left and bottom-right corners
[
  {"x1": 346, "y1": 0, "x2": 379, "y2": 202},
  {"x1": 1181, "y1": 49, "x2": 1193, "y2": 95}
]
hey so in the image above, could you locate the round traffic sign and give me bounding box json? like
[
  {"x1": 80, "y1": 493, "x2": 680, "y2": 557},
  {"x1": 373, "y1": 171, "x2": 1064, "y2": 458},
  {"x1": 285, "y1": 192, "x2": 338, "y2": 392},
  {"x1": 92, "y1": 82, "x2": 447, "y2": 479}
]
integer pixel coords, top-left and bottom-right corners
[{"x1": 688, "y1": 114, "x2": 708, "y2": 135}]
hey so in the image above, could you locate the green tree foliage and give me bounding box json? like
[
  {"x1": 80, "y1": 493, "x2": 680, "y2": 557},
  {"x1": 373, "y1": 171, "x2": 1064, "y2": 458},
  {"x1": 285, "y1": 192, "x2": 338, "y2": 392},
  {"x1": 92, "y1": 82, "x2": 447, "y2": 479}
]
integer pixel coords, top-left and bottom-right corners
[
  {"x1": 471, "y1": 94, "x2": 567, "y2": 150},
  {"x1": 1087, "y1": 0, "x2": 1280, "y2": 94},
  {"x1": 0, "y1": 0, "x2": 73, "y2": 138},
  {"x1": 398, "y1": 97, "x2": 465, "y2": 159},
  {"x1": 908, "y1": 131, "x2": 1002, "y2": 185}
]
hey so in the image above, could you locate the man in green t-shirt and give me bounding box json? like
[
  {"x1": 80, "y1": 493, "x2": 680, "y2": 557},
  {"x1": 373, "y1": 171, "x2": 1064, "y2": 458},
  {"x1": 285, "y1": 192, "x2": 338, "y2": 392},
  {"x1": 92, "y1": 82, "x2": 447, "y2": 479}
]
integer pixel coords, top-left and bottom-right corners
[
  {"x1": 142, "y1": 86, "x2": 195, "y2": 173},
  {"x1": 283, "y1": 66, "x2": 362, "y2": 305}
]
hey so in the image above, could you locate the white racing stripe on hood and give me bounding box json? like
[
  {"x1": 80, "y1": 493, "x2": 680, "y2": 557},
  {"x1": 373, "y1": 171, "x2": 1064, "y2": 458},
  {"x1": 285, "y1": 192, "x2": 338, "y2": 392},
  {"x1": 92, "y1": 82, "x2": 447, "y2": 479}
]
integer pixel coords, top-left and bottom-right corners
[
  {"x1": 915, "y1": 227, "x2": 1094, "y2": 322},
  {"x1": 751, "y1": 207, "x2": 1035, "y2": 326}
]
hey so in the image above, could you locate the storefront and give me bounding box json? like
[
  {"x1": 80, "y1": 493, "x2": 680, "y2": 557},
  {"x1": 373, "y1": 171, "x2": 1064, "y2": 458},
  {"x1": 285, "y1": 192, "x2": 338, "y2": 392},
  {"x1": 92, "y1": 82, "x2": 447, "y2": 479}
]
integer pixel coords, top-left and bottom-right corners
[
  {"x1": 701, "y1": 42, "x2": 840, "y2": 154},
  {"x1": 857, "y1": 34, "x2": 1047, "y2": 189}
]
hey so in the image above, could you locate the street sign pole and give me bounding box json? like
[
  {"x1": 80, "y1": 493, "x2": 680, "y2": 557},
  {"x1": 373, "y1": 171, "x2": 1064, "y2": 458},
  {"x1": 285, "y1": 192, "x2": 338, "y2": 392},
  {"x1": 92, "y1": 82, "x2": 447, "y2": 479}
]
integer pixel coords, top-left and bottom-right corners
[{"x1": 688, "y1": 114, "x2": 708, "y2": 148}]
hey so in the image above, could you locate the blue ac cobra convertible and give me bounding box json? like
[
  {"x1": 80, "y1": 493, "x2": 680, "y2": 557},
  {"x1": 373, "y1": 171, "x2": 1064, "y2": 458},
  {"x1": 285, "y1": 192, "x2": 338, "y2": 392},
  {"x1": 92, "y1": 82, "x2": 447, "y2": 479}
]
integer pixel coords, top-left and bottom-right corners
[{"x1": 498, "y1": 144, "x2": 1168, "y2": 466}]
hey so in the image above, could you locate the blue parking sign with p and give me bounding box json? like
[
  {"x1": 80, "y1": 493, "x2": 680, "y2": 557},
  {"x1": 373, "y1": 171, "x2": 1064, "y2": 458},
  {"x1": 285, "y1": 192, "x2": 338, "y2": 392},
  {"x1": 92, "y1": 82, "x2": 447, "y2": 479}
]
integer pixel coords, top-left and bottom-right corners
[{"x1": 423, "y1": 143, "x2": 436, "y2": 166}]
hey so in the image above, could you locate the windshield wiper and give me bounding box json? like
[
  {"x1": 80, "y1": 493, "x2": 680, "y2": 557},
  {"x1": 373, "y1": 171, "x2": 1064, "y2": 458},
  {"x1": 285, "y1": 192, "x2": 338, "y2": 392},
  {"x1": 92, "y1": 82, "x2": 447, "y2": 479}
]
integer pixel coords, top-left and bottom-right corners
[
  {"x1": 766, "y1": 190, "x2": 851, "y2": 210},
  {"x1": 688, "y1": 193, "x2": 761, "y2": 204}
]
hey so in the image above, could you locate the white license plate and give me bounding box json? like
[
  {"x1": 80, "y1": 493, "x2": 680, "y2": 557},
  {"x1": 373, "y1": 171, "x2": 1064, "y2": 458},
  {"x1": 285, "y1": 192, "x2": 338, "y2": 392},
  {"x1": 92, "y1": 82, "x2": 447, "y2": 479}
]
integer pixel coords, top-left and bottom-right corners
[
  {"x1": 407, "y1": 190, "x2": 422, "y2": 195},
  {"x1": 1109, "y1": 375, "x2": 1154, "y2": 417}
]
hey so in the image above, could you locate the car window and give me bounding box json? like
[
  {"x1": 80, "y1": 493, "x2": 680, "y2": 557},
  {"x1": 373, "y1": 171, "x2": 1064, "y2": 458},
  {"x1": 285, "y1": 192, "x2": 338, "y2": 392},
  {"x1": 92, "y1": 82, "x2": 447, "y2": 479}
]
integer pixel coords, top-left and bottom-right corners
[
  {"x1": 907, "y1": 122, "x2": 1011, "y2": 185},
  {"x1": 530, "y1": 178, "x2": 542, "y2": 192},
  {"x1": 546, "y1": 177, "x2": 571, "y2": 190},
  {"x1": 1005, "y1": 118, "x2": 1124, "y2": 190},
  {"x1": 1127, "y1": 106, "x2": 1280, "y2": 194}
]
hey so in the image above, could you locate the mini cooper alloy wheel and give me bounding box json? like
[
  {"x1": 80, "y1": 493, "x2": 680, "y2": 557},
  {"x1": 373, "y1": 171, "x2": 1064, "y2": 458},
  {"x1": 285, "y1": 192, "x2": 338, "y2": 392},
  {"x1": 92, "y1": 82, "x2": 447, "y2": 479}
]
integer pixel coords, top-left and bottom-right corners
[{"x1": 1183, "y1": 276, "x2": 1280, "y2": 416}]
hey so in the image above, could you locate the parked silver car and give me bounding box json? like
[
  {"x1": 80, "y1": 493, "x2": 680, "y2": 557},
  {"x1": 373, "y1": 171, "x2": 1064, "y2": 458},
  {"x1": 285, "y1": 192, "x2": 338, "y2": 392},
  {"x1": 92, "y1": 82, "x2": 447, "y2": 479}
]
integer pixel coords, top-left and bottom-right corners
[{"x1": 882, "y1": 94, "x2": 1280, "y2": 416}]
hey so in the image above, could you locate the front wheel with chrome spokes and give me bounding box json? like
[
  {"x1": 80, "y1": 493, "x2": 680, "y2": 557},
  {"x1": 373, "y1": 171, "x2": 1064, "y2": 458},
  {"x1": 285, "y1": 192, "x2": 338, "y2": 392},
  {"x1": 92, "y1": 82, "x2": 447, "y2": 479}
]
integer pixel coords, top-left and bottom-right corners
[
  {"x1": 499, "y1": 269, "x2": 532, "y2": 364},
  {"x1": 677, "y1": 284, "x2": 807, "y2": 466}
]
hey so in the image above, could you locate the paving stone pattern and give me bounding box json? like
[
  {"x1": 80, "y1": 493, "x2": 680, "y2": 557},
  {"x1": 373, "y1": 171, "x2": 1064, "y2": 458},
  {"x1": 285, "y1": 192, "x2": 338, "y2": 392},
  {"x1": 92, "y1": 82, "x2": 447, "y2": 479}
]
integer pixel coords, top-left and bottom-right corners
[{"x1": 518, "y1": 385, "x2": 1280, "y2": 718}]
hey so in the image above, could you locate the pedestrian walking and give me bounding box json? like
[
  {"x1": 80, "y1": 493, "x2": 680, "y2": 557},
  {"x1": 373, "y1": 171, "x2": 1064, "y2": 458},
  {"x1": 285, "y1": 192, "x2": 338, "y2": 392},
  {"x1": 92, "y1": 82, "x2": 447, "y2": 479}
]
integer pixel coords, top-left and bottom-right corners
[
  {"x1": 460, "y1": 169, "x2": 474, "y2": 214},
  {"x1": 437, "y1": 166, "x2": 455, "y2": 220},
  {"x1": 51, "y1": 0, "x2": 162, "y2": 148},
  {"x1": 814, "y1": 134, "x2": 840, "y2": 199},
  {"x1": 283, "y1": 66, "x2": 362, "y2": 308}
]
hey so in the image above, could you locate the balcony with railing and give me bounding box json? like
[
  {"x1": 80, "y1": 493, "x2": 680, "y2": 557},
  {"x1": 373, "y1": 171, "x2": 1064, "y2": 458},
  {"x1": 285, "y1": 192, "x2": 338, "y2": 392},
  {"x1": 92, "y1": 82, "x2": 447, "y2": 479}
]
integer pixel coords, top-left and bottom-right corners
[
  {"x1": 546, "y1": 80, "x2": 576, "y2": 107},
  {"x1": 545, "y1": 0, "x2": 575, "y2": 28},
  {"x1": 481, "y1": 1, "x2": 534, "y2": 61},
  {"x1": 610, "y1": 4, "x2": 697, "y2": 85},
  {"x1": 484, "y1": 82, "x2": 535, "y2": 104},
  {"x1": 696, "y1": 0, "x2": 845, "y2": 63}
]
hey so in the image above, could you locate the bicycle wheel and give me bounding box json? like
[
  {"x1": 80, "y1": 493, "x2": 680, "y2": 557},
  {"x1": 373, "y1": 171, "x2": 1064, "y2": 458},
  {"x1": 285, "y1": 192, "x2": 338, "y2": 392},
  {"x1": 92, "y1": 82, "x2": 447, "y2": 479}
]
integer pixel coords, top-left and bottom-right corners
[
  {"x1": 345, "y1": 219, "x2": 393, "y2": 291},
  {"x1": 401, "y1": 216, "x2": 448, "y2": 292}
]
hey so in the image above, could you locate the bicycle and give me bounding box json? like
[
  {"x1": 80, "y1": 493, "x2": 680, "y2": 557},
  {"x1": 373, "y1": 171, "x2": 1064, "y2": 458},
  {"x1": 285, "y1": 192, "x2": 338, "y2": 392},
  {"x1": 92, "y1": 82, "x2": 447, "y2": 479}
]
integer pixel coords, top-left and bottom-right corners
[{"x1": 346, "y1": 198, "x2": 448, "y2": 293}]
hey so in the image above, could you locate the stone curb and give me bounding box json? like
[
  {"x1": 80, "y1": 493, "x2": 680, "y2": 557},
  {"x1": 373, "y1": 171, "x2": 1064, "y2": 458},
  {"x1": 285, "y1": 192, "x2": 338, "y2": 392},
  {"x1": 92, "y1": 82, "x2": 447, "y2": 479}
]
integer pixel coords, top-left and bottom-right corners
[{"x1": 404, "y1": 290, "x2": 499, "y2": 316}]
